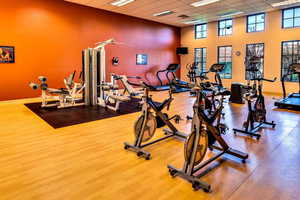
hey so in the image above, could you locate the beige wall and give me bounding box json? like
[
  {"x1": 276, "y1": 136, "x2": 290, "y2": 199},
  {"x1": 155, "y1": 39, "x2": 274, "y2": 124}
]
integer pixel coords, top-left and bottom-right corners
[{"x1": 180, "y1": 10, "x2": 300, "y2": 95}]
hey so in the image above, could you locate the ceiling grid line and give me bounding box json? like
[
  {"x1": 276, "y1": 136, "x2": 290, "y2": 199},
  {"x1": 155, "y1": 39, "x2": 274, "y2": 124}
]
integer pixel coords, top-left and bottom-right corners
[{"x1": 65, "y1": 0, "x2": 300, "y2": 27}]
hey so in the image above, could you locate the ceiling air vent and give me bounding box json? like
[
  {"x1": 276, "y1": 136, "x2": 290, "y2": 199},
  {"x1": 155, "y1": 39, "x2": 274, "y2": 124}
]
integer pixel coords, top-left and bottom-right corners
[{"x1": 178, "y1": 15, "x2": 190, "y2": 19}]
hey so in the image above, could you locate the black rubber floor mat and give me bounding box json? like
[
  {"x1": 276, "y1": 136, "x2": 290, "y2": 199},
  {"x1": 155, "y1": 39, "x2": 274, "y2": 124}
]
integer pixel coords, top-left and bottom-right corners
[{"x1": 25, "y1": 99, "x2": 141, "y2": 129}]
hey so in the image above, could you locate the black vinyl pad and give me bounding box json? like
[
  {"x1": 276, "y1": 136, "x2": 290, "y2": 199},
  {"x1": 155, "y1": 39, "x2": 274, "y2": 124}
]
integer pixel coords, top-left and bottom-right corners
[{"x1": 24, "y1": 99, "x2": 141, "y2": 129}]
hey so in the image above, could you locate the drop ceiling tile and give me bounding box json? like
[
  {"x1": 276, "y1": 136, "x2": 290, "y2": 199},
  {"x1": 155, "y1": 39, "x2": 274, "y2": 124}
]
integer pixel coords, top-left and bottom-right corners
[{"x1": 64, "y1": 0, "x2": 295, "y2": 27}]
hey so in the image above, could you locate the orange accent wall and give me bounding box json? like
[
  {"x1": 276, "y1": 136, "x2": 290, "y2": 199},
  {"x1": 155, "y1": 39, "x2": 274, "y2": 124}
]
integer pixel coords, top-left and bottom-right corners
[
  {"x1": 0, "y1": 0, "x2": 180, "y2": 101},
  {"x1": 181, "y1": 10, "x2": 300, "y2": 95}
]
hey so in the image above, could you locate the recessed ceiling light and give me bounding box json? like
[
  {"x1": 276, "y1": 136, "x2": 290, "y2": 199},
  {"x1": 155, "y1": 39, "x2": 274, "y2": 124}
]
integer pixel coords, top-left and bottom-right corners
[
  {"x1": 153, "y1": 11, "x2": 174, "y2": 17},
  {"x1": 183, "y1": 19, "x2": 205, "y2": 25},
  {"x1": 191, "y1": 0, "x2": 220, "y2": 7},
  {"x1": 271, "y1": 0, "x2": 300, "y2": 7},
  {"x1": 111, "y1": 0, "x2": 135, "y2": 7},
  {"x1": 219, "y1": 11, "x2": 243, "y2": 18}
]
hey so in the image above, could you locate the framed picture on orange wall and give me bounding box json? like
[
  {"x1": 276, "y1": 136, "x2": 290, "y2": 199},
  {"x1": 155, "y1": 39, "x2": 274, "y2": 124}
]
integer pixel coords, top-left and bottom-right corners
[
  {"x1": 136, "y1": 54, "x2": 148, "y2": 65},
  {"x1": 0, "y1": 46, "x2": 15, "y2": 64}
]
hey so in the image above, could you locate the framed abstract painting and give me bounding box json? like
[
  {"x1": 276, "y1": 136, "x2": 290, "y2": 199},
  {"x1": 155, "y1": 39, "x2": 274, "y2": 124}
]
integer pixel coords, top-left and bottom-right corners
[{"x1": 0, "y1": 46, "x2": 15, "y2": 63}]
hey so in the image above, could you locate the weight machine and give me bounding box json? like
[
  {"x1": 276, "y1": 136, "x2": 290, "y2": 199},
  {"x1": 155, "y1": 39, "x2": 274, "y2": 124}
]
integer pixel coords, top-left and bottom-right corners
[
  {"x1": 116, "y1": 75, "x2": 144, "y2": 99},
  {"x1": 82, "y1": 39, "x2": 131, "y2": 112},
  {"x1": 29, "y1": 71, "x2": 85, "y2": 108}
]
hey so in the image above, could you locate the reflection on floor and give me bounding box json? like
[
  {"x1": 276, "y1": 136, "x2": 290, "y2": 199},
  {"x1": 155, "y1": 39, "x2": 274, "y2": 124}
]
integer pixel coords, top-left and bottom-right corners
[{"x1": 0, "y1": 92, "x2": 299, "y2": 200}]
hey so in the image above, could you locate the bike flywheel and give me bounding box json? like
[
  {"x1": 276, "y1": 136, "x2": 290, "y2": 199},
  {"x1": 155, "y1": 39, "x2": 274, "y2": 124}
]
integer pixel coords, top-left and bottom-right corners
[
  {"x1": 184, "y1": 120, "x2": 208, "y2": 165},
  {"x1": 134, "y1": 113, "x2": 157, "y2": 142}
]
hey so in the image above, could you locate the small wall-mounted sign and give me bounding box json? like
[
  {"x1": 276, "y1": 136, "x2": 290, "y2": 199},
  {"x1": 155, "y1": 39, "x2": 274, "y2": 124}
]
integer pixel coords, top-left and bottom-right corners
[
  {"x1": 136, "y1": 54, "x2": 148, "y2": 65},
  {"x1": 0, "y1": 46, "x2": 15, "y2": 63}
]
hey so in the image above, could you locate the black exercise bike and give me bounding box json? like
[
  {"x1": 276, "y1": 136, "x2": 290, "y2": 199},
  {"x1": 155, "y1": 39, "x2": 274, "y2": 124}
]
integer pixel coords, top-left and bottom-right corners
[
  {"x1": 124, "y1": 84, "x2": 186, "y2": 160},
  {"x1": 167, "y1": 86, "x2": 248, "y2": 192},
  {"x1": 233, "y1": 75, "x2": 276, "y2": 140}
]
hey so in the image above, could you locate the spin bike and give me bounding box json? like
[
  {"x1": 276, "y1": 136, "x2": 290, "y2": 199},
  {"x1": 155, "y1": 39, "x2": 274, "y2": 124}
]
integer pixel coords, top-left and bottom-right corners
[
  {"x1": 167, "y1": 86, "x2": 248, "y2": 192},
  {"x1": 233, "y1": 77, "x2": 276, "y2": 140},
  {"x1": 187, "y1": 63, "x2": 228, "y2": 117},
  {"x1": 186, "y1": 79, "x2": 228, "y2": 120},
  {"x1": 124, "y1": 84, "x2": 186, "y2": 160},
  {"x1": 186, "y1": 62, "x2": 199, "y2": 84},
  {"x1": 198, "y1": 63, "x2": 226, "y2": 113}
]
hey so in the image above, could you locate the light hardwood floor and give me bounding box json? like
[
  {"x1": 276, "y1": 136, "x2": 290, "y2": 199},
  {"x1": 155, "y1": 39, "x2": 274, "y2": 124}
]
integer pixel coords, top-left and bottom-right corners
[{"x1": 0, "y1": 92, "x2": 299, "y2": 200}]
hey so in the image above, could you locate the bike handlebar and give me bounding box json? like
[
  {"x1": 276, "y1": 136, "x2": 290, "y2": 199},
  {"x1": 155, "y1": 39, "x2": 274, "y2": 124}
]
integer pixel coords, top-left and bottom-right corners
[
  {"x1": 263, "y1": 77, "x2": 277, "y2": 82},
  {"x1": 127, "y1": 76, "x2": 142, "y2": 79},
  {"x1": 250, "y1": 77, "x2": 277, "y2": 82}
]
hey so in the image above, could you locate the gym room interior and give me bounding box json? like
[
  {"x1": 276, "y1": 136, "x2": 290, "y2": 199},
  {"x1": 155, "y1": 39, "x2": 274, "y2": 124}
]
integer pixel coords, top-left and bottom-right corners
[{"x1": 0, "y1": 0, "x2": 299, "y2": 199}]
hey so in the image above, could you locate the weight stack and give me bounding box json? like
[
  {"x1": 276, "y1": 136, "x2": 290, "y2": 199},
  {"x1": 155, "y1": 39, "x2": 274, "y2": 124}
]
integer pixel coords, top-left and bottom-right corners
[{"x1": 229, "y1": 83, "x2": 245, "y2": 104}]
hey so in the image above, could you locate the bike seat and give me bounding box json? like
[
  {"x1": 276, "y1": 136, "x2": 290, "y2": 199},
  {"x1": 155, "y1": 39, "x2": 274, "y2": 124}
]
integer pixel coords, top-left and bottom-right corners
[
  {"x1": 152, "y1": 101, "x2": 165, "y2": 111},
  {"x1": 202, "y1": 90, "x2": 214, "y2": 96},
  {"x1": 150, "y1": 99, "x2": 171, "y2": 111},
  {"x1": 218, "y1": 89, "x2": 231, "y2": 96}
]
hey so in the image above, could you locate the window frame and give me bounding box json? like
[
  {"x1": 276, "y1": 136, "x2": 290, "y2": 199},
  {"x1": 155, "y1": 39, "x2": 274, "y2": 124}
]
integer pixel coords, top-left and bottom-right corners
[
  {"x1": 245, "y1": 43, "x2": 265, "y2": 80},
  {"x1": 194, "y1": 48, "x2": 207, "y2": 74},
  {"x1": 246, "y1": 13, "x2": 265, "y2": 33},
  {"x1": 217, "y1": 45, "x2": 233, "y2": 79},
  {"x1": 281, "y1": 40, "x2": 300, "y2": 82},
  {"x1": 218, "y1": 19, "x2": 233, "y2": 36},
  {"x1": 195, "y1": 23, "x2": 208, "y2": 39},
  {"x1": 282, "y1": 6, "x2": 300, "y2": 29}
]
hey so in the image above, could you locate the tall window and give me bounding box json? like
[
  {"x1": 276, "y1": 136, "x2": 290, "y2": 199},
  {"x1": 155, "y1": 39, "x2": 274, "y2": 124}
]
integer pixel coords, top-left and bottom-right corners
[
  {"x1": 218, "y1": 19, "x2": 232, "y2": 36},
  {"x1": 247, "y1": 13, "x2": 265, "y2": 32},
  {"x1": 195, "y1": 24, "x2": 207, "y2": 39},
  {"x1": 245, "y1": 43, "x2": 264, "y2": 80},
  {"x1": 194, "y1": 48, "x2": 207, "y2": 74},
  {"x1": 218, "y1": 46, "x2": 232, "y2": 79},
  {"x1": 281, "y1": 40, "x2": 300, "y2": 81},
  {"x1": 282, "y1": 7, "x2": 300, "y2": 28}
]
